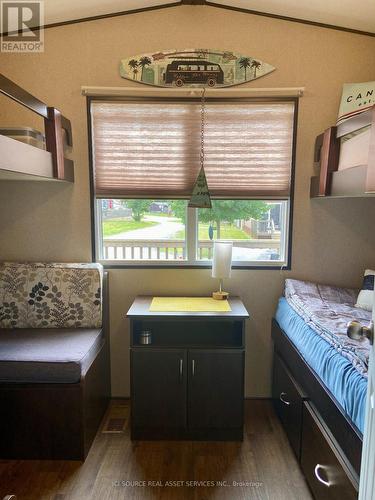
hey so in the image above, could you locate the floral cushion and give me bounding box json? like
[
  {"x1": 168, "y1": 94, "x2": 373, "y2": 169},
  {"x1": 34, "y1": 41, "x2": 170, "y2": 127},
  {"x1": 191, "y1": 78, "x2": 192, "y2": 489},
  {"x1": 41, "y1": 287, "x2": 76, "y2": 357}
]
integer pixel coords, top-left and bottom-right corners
[{"x1": 0, "y1": 262, "x2": 103, "y2": 329}]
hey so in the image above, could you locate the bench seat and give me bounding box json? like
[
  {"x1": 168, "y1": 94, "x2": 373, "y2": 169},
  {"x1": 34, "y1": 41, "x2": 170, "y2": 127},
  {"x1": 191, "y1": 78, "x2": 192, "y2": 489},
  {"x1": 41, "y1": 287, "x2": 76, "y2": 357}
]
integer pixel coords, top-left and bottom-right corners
[
  {"x1": 0, "y1": 263, "x2": 110, "y2": 460},
  {"x1": 0, "y1": 328, "x2": 103, "y2": 384}
]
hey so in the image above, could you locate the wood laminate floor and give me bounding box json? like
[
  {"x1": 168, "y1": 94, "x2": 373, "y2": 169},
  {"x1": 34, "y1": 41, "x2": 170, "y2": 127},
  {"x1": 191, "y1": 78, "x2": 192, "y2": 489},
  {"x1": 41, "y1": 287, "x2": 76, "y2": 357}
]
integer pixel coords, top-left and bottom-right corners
[{"x1": 0, "y1": 400, "x2": 312, "y2": 500}]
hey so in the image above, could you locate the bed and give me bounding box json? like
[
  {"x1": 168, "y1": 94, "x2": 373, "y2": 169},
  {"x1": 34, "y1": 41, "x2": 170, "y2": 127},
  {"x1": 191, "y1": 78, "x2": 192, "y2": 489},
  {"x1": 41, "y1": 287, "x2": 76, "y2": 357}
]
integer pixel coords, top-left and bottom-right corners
[{"x1": 272, "y1": 279, "x2": 369, "y2": 499}]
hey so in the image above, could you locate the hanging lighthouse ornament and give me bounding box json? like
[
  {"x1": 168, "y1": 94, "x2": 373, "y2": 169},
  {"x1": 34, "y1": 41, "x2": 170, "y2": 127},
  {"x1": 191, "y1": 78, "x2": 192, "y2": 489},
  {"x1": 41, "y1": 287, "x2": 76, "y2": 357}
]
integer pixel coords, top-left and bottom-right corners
[
  {"x1": 188, "y1": 88, "x2": 212, "y2": 209},
  {"x1": 189, "y1": 166, "x2": 211, "y2": 209}
]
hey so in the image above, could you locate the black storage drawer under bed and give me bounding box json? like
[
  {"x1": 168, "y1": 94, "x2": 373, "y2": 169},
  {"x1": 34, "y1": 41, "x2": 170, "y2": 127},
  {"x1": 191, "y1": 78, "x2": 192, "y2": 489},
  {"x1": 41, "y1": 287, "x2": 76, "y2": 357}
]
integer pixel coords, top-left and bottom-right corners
[{"x1": 301, "y1": 402, "x2": 358, "y2": 500}]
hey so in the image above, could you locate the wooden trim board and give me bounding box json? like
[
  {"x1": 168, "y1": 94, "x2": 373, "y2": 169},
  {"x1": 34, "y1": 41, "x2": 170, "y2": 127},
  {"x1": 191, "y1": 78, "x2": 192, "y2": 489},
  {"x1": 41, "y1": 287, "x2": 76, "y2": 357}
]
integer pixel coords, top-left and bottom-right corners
[{"x1": 1, "y1": 2, "x2": 374, "y2": 38}]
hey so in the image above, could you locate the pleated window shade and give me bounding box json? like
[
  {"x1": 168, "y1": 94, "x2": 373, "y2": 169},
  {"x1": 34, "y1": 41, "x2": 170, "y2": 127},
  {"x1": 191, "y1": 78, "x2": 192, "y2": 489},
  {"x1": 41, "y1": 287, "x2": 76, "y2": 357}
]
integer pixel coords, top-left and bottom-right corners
[{"x1": 91, "y1": 100, "x2": 295, "y2": 199}]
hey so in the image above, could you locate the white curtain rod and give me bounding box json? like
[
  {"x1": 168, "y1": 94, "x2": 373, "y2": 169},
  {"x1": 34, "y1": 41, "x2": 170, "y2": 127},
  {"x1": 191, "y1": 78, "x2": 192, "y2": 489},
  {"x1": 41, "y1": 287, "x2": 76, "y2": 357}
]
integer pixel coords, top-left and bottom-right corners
[{"x1": 81, "y1": 86, "x2": 304, "y2": 98}]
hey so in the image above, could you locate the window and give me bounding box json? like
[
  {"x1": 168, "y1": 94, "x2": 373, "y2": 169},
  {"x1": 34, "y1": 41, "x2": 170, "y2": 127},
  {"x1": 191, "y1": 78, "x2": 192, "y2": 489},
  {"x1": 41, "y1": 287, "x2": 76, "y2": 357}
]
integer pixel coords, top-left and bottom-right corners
[
  {"x1": 98, "y1": 199, "x2": 187, "y2": 261},
  {"x1": 97, "y1": 198, "x2": 289, "y2": 265},
  {"x1": 90, "y1": 98, "x2": 296, "y2": 268},
  {"x1": 196, "y1": 200, "x2": 289, "y2": 262}
]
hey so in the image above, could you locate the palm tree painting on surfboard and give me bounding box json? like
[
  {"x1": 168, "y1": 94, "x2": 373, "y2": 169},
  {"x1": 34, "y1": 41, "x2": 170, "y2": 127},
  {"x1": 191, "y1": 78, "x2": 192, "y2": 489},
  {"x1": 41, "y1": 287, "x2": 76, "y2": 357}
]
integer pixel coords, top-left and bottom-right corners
[
  {"x1": 120, "y1": 49, "x2": 275, "y2": 88},
  {"x1": 238, "y1": 57, "x2": 263, "y2": 81}
]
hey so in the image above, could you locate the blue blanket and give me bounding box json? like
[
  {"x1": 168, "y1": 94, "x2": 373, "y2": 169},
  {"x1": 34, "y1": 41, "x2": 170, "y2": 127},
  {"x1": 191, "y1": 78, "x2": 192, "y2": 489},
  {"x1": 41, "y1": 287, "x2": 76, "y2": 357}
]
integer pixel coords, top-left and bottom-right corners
[
  {"x1": 285, "y1": 279, "x2": 371, "y2": 377},
  {"x1": 276, "y1": 297, "x2": 367, "y2": 434}
]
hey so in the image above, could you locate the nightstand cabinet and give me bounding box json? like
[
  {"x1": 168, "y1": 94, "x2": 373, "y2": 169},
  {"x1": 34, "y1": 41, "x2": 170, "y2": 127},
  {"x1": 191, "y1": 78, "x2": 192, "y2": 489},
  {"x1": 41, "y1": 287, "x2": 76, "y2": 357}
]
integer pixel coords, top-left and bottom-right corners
[{"x1": 127, "y1": 296, "x2": 249, "y2": 441}]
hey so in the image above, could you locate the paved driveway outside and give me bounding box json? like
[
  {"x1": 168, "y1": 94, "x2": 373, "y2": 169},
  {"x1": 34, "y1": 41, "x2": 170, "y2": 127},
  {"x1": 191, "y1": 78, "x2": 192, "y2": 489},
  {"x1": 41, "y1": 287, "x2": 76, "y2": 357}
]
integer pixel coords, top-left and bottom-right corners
[{"x1": 106, "y1": 215, "x2": 184, "y2": 240}]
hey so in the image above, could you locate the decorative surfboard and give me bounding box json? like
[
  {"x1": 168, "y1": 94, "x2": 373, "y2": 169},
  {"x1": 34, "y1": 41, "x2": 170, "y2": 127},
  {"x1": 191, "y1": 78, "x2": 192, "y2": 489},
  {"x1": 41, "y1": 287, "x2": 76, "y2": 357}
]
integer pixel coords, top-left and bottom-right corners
[{"x1": 119, "y1": 48, "x2": 275, "y2": 88}]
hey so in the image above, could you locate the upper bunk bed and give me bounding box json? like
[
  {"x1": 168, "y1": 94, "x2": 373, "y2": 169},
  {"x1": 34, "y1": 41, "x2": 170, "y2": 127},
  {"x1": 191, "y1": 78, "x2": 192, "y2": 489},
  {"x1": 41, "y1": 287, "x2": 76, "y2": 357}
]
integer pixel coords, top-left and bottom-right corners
[
  {"x1": 0, "y1": 73, "x2": 74, "y2": 182},
  {"x1": 311, "y1": 106, "x2": 375, "y2": 198}
]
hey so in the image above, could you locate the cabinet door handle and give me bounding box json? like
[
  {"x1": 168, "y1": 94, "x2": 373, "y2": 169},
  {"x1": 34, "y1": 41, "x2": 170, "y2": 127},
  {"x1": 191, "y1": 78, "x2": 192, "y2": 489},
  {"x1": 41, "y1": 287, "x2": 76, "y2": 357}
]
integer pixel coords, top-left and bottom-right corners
[
  {"x1": 192, "y1": 359, "x2": 195, "y2": 376},
  {"x1": 314, "y1": 464, "x2": 330, "y2": 487},
  {"x1": 179, "y1": 358, "x2": 183, "y2": 382},
  {"x1": 279, "y1": 392, "x2": 290, "y2": 405}
]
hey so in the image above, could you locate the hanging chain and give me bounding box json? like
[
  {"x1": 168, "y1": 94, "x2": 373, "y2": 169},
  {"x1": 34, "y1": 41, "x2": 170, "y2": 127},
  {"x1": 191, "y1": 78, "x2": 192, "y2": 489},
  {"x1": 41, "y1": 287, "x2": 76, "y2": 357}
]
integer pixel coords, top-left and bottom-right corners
[{"x1": 200, "y1": 87, "x2": 206, "y2": 168}]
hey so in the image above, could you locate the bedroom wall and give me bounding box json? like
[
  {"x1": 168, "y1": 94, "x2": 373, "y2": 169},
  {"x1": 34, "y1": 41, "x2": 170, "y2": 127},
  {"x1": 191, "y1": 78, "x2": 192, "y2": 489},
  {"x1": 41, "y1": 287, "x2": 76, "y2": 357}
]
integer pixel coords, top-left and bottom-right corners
[{"x1": 0, "y1": 5, "x2": 375, "y2": 397}]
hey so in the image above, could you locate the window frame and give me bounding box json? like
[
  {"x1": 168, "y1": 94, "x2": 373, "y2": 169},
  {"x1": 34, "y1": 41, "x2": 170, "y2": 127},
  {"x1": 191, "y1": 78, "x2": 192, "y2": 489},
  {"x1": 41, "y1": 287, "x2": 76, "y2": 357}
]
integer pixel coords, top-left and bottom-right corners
[{"x1": 86, "y1": 95, "x2": 299, "y2": 270}]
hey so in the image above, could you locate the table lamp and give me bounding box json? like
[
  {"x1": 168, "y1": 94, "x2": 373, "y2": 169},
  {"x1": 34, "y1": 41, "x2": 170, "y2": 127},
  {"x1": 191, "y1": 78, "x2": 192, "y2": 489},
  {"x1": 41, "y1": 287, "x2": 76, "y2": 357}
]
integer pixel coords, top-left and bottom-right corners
[{"x1": 212, "y1": 241, "x2": 233, "y2": 300}]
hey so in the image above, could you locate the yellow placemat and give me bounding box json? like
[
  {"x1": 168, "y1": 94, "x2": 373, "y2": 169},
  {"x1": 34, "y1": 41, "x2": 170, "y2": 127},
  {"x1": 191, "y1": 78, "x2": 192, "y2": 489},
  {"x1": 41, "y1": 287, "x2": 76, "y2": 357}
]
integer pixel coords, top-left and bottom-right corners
[{"x1": 150, "y1": 297, "x2": 231, "y2": 312}]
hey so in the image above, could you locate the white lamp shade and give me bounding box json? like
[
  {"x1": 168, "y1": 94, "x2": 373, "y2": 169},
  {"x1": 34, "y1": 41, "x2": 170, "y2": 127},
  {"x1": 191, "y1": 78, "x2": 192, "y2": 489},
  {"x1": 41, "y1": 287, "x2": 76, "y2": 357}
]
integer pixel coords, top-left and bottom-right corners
[{"x1": 212, "y1": 241, "x2": 233, "y2": 279}]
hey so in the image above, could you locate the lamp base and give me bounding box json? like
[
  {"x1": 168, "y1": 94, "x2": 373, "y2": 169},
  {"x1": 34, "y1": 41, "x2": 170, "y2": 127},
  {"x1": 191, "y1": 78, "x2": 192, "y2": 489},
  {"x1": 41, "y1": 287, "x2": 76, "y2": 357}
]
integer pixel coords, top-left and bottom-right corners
[{"x1": 212, "y1": 290, "x2": 229, "y2": 300}]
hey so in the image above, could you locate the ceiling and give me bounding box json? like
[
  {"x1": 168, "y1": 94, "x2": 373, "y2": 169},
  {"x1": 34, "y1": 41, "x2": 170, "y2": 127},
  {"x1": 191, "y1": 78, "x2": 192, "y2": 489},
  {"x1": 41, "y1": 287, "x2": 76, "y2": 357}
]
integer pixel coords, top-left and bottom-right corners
[
  {"x1": 209, "y1": 0, "x2": 375, "y2": 34},
  {"x1": 42, "y1": 0, "x2": 177, "y2": 26},
  {"x1": 37, "y1": 0, "x2": 375, "y2": 34}
]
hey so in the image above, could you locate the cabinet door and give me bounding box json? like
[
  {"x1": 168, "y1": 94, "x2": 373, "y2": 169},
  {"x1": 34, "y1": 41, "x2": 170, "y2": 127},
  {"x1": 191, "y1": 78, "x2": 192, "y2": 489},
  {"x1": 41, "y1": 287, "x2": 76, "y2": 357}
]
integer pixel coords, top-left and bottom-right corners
[
  {"x1": 131, "y1": 349, "x2": 187, "y2": 429},
  {"x1": 188, "y1": 350, "x2": 244, "y2": 430}
]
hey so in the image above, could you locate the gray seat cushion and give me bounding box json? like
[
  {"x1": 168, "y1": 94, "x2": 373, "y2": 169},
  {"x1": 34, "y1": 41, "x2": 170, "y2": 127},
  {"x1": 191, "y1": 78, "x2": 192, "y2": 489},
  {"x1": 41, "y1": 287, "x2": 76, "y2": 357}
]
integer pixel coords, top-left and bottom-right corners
[{"x1": 0, "y1": 328, "x2": 104, "y2": 383}]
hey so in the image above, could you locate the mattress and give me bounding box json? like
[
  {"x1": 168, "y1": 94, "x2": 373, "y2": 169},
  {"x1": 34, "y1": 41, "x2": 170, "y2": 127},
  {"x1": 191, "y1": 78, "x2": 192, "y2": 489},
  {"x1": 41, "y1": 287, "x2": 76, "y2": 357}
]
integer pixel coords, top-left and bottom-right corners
[
  {"x1": 275, "y1": 297, "x2": 367, "y2": 434},
  {"x1": 338, "y1": 126, "x2": 371, "y2": 171}
]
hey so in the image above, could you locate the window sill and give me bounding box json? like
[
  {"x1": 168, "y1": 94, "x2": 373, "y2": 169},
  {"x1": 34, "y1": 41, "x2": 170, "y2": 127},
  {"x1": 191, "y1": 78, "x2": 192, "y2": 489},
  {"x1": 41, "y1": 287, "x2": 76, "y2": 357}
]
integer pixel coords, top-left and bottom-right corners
[{"x1": 98, "y1": 260, "x2": 290, "y2": 270}]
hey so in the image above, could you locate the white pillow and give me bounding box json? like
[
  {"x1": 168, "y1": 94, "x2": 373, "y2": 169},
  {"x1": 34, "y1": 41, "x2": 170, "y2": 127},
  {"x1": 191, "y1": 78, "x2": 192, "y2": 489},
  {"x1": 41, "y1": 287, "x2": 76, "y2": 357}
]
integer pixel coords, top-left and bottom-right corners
[{"x1": 355, "y1": 269, "x2": 375, "y2": 312}]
